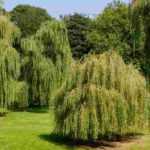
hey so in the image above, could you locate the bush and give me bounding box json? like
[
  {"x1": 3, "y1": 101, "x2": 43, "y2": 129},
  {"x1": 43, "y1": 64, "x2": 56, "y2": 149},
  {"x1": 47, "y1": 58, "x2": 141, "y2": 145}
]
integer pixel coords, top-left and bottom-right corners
[{"x1": 54, "y1": 51, "x2": 148, "y2": 141}]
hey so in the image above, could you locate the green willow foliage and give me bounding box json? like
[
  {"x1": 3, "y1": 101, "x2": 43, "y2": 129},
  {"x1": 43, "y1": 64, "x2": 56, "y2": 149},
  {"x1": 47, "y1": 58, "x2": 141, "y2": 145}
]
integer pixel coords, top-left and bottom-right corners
[
  {"x1": 21, "y1": 20, "x2": 72, "y2": 106},
  {"x1": 0, "y1": 16, "x2": 20, "y2": 44},
  {"x1": 0, "y1": 15, "x2": 71, "y2": 108},
  {"x1": 0, "y1": 16, "x2": 28, "y2": 109},
  {"x1": 54, "y1": 52, "x2": 148, "y2": 140}
]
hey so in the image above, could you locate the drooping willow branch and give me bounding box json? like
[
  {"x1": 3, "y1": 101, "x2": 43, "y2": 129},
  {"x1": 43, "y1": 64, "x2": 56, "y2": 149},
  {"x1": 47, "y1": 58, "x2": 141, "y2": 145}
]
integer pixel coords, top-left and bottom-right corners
[
  {"x1": 54, "y1": 52, "x2": 148, "y2": 140},
  {"x1": 0, "y1": 16, "x2": 28, "y2": 109},
  {"x1": 21, "y1": 20, "x2": 72, "y2": 106}
]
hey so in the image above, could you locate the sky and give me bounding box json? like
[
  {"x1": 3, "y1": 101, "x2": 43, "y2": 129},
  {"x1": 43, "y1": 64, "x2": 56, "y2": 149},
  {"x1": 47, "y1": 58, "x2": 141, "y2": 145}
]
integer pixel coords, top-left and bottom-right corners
[{"x1": 4, "y1": 0, "x2": 129, "y2": 18}]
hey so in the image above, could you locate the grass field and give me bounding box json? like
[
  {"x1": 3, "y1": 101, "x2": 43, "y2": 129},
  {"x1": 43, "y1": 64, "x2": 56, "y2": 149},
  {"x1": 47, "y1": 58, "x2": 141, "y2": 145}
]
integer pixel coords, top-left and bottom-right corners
[{"x1": 0, "y1": 108, "x2": 149, "y2": 150}]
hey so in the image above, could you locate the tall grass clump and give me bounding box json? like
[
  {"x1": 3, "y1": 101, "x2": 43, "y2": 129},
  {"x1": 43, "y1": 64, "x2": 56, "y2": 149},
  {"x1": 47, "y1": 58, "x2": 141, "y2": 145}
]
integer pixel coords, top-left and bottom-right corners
[
  {"x1": 0, "y1": 16, "x2": 28, "y2": 109},
  {"x1": 54, "y1": 51, "x2": 148, "y2": 141},
  {"x1": 21, "y1": 20, "x2": 72, "y2": 106}
]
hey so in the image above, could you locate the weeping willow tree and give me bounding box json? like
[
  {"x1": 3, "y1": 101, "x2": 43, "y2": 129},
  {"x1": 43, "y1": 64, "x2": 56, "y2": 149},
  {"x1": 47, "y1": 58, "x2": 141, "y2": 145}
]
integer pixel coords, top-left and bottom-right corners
[
  {"x1": 21, "y1": 20, "x2": 72, "y2": 106},
  {"x1": 54, "y1": 51, "x2": 148, "y2": 140},
  {"x1": 0, "y1": 16, "x2": 28, "y2": 109}
]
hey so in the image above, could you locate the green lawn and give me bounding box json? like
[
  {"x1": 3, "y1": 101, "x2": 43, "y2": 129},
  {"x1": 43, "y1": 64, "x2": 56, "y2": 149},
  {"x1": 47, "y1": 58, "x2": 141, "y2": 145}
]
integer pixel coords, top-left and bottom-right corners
[
  {"x1": 0, "y1": 108, "x2": 149, "y2": 150},
  {"x1": 0, "y1": 108, "x2": 85, "y2": 150}
]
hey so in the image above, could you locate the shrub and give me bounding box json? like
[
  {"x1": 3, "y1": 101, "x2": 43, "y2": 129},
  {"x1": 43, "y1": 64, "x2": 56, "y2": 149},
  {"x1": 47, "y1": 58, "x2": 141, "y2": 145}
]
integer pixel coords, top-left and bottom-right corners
[{"x1": 54, "y1": 51, "x2": 148, "y2": 141}]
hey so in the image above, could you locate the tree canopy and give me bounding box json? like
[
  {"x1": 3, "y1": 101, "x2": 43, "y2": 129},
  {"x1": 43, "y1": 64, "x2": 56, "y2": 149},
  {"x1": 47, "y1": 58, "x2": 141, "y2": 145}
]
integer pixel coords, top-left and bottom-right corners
[
  {"x1": 132, "y1": 0, "x2": 150, "y2": 78},
  {"x1": 90, "y1": 2, "x2": 133, "y2": 59},
  {"x1": 20, "y1": 20, "x2": 72, "y2": 106},
  {"x1": 64, "y1": 13, "x2": 92, "y2": 59},
  {"x1": 0, "y1": 16, "x2": 28, "y2": 109},
  {"x1": 10, "y1": 5, "x2": 52, "y2": 37}
]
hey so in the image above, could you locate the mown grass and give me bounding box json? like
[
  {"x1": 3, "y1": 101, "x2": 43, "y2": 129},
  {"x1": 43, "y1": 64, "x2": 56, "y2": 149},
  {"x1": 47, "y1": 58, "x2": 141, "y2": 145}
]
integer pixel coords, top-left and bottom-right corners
[
  {"x1": 0, "y1": 108, "x2": 149, "y2": 150},
  {"x1": 0, "y1": 108, "x2": 85, "y2": 150}
]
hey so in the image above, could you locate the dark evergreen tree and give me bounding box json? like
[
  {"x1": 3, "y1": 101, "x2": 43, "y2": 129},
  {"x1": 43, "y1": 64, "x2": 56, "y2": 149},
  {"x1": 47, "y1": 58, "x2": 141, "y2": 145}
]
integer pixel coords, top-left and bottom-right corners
[{"x1": 64, "y1": 13, "x2": 92, "y2": 58}]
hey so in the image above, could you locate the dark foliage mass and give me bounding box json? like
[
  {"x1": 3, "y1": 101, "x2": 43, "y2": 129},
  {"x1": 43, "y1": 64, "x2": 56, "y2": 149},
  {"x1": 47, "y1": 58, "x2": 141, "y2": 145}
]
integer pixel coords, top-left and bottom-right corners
[
  {"x1": 64, "y1": 13, "x2": 92, "y2": 58},
  {"x1": 133, "y1": 0, "x2": 150, "y2": 78},
  {"x1": 10, "y1": 5, "x2": 52, "y2": 37}
]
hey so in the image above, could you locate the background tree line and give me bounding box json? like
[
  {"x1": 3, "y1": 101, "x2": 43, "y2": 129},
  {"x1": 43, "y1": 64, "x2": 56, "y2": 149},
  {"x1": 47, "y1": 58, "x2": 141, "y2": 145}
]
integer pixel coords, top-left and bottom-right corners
[{"x1": 6, "y1": 1, "x2": 149, "y2": 78}]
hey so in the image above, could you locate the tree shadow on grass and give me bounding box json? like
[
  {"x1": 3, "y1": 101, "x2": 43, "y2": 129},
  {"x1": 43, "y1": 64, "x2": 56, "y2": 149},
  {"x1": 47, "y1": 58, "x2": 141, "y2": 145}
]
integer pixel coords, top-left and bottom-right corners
[
  {"x1": 10, "y1": 106, "x2": 50, "y2": 113},
  {"x1": 39, "y1": 133, "x2": 120, "y2": 149},
  {"x1": 39, "y1": 134, "x2": 72, "y2": 145},
  {"x1": 39, "y1": 132, "x2": 144, "y2": 149},
  {"x1": 27, "y1": 107, "x2": 49, "y2": 113}
]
